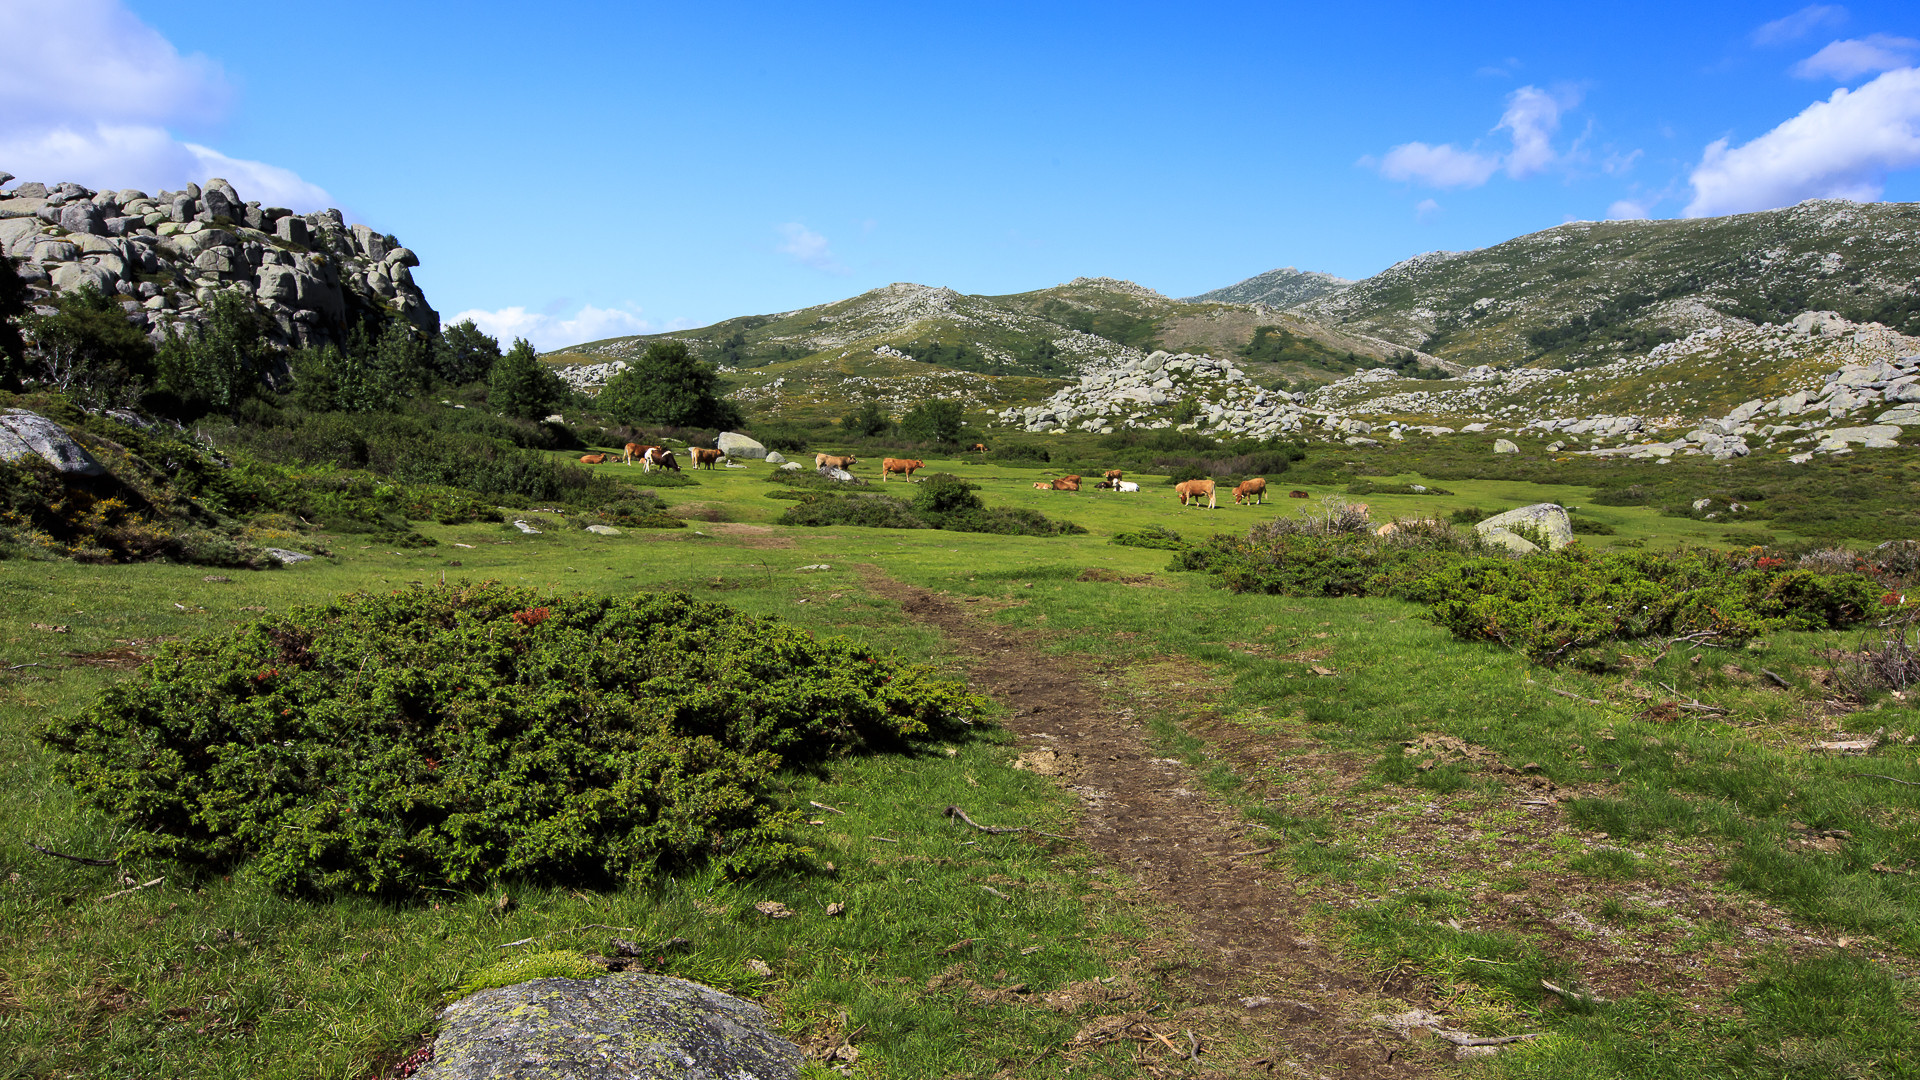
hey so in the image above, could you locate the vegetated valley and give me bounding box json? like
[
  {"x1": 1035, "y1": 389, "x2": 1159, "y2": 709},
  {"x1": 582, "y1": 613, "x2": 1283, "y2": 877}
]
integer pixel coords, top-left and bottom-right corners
[{"x1": 2, "y1": 172, "x2": 1919, "y2": 1080}]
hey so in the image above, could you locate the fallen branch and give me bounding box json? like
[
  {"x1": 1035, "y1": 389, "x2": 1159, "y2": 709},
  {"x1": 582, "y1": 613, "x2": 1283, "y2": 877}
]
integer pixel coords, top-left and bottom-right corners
[
  {"x1": 1540, "y1": 979, "x2": 1609, "y2": 1005},
  {"x1": 99, "y1": 876, "x2": 163, "y2": 901},
  {"x1": 1229, "y1": 846, "x2": 1276, "y2": 858},
  {"x1": 1438, "y1": 1032, "x2": 1542, "y2": 1047},
  {"x1": 1847, "y1": 772, "x2": 1920, "y2": 787},
  {"x1": 1655, "y1": 682, "x2": 1730, "y2": 715},
  {"x1": 27, "y1": 842, "x2": 116, "y2": 866},
  {"x1": 1548, "y1": 686, "x2": 1605, "y2": 706},
  {"x1": 943, "y1": 804, "x2": 1067, "y2": 839},
  {"x1": 867, "y1": 835, "x2": 899, "y2": 844},
  {"x1": 4, "y1": 663, "x2": 50, "y2": 672},
  {"x1": 1762, "y1": 669, "x2": 1793, "y2": 689},
  {"x1": 497, "y1": 923, "x2": 638, "y2": 949},
  {"x1": 809, "y1": 800, "x2": 846, "y2": 815}
]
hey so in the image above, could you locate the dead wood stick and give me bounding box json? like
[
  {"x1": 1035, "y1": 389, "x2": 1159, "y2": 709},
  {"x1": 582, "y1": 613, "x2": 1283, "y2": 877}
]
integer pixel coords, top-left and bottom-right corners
[
  {"x1": 4, "y1": 663, "x2": 50, "y2": 672},
  {"x1": 497, "y1": 923, "x2": 638, "y2": 949},
  {"x1": 1229, "y1": 846, "x2": 1276, "y2": 858},
  {"x1": 1438, "y1": 1032, "x2": 1542, "y2": 1047},
  {"x1": 1847, "y1": 772, "x2": 1920, "y2": 787},
  {"x1": 981, "y1": 885, "x2": 1010, "y2": 900},
  {"x1": 943, "y1": 804, "x2": 1066, "y2": 840},
  {"x1": 1547, "y1": 686, "x2": 1606, "y2": 706},
  {"x1": 99, "y1": 876, "x2": 163, "y2": 901},
  {"x1": 867, "y1": 835, "x2": 899, "y2": 843},
  {"x1": 1149, "y1": 1030, "x2": 1183, "y2": 1056},
  {"x1": 1187, "y1": 1030, "x2": 1200, "y2": 1061},
  {"x1": 809, "y1": 800, "x2": 846, "y2": 815},
  {"x1": 1762, "y1": 669, "x2": 1793, "y2": 688},
  {"x1": 27, "y1": 842, "x2": 116, "y2": 866},
  {"x1": 940, "y1": 937, "x2": 976, "y2": 955},
  {"x1": 1540, "y1": 979, "x2": 1609, "y2": 1005}
]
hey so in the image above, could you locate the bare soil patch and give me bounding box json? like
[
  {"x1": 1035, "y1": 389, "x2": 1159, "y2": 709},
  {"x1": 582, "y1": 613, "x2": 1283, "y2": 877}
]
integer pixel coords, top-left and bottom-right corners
[{"x1": 863, "y1": 571, "x2": 1423, "y2": 1077}]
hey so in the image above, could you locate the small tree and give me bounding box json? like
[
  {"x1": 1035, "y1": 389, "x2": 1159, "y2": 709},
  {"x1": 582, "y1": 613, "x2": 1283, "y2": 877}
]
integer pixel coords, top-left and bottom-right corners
[
  {"x1": 21, "y1": 284, "x2": 156, "y2": 406},
  {"x1": 488, "y1": 338, "x2": 568, "y2": 420},
  {"x1": 598, "y1": 340, "x2": 741, "y2": 428},
  {"x1": 438, "y1": 319, "x2": 502, "y2": 385},
  {"x1": 154, "y1": 291, "x2": 271, "y2": 418},
  {"x1": 899, "y1": 399, "x2": 963, "y2": 443},
  {"x1": 840, "y1": 399, "x2": 892, "y2": 437}
]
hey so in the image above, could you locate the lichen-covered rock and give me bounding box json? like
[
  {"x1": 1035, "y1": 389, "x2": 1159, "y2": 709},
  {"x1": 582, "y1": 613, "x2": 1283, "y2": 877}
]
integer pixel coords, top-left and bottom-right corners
[
  {"x1": 717, "y1": 431, "x2": 767, "y2": 460},
  {"x1": 1492, "y1": 438, "x2": 1518, "y2": 454},
  {"x1": 416, "y1": 974, "x2": 802, "y2": 1080},
  {"x1": 0, "y1": 410, "x2": 107, "y2": 476},
  {"x1": 1476, "y1": 503, "x2": 1573, "y2": 553}
]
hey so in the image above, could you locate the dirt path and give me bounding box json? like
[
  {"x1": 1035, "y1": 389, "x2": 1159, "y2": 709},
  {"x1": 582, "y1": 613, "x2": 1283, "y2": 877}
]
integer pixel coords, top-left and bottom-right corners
[{"x1": 862, "y1": 572, "x2": 1425, "y2": 1078}]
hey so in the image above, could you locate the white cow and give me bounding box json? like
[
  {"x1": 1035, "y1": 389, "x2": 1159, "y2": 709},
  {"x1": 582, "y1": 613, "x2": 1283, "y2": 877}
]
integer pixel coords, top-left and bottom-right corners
[{"x1": 1115, "y1": 481, "x2": 1139, "y2": 492}]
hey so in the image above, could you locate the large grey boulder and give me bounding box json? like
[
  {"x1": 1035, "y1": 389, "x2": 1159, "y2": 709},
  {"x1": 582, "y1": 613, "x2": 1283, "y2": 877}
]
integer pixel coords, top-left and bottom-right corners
[
  {"x1": 1476, "y1": 503, "x2": 1573, "y2": 553},
  {"x1": 0, "y1": 410, "x2": 107, "y2": 476},
  {"x1": 717, "y1": 432, "x2": 768, "y2": 460},
  {"x1": 1492, "y1": 438, "x2": 1519, "y2": 454},
  {"x1": 416, "y1": 975, "x2": 801, "y2": 1080}
]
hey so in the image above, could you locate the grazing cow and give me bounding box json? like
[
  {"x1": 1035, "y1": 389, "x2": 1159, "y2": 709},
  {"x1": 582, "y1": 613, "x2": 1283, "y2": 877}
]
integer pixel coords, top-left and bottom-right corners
[
  {"x1": 580, "y1": 454, "x2": 608, "y2": 465},
  {"x1": 1234, "y1": 477, "x2": 1267, "y2": 505},
  {"x1": 688, "y1": 447, "x2": 725, "y2": 470},
  {"x1": 638, "y1": 446, "x2": 678, "y2": 472},
  {"x1": 969, "y1": 443, "x2": 987, "y2": 453},
  {"x1": 815, "y1": 453, "x2": 858, "y2": 470},
  {"x1": 1175, "y1": 478, "x2": 1217, "y2": 509},
  {"x1": 882, "y1": 457, "x2": 925, "y2": 482},
  {"x1": 1103, "y1": 469, "x2": 1124, "y2": 488},
  {"x1": 1288, "y1": 489, "x2": 1310, "y2": 499},
  {"x1": 1051, "y1": 475, "x2": 1081, "y2": 491}
]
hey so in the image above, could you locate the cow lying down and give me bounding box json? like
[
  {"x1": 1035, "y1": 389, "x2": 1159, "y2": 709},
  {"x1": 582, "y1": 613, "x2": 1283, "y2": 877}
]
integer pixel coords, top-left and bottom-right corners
[{"x1": 1093, "y1": 479, "x2": 1140, "y2": 492}]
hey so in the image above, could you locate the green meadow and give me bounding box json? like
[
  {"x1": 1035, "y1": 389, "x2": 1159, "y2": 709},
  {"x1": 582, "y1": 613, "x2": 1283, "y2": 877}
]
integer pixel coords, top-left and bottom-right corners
[{"x1": 3, "y1": 448, "x2": 1918, "y2": 1078}]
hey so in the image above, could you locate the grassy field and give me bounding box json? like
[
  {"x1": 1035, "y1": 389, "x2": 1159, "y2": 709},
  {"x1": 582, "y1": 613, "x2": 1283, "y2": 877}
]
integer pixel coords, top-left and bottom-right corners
[{"x1": 4, "y1": 448, "x2": 1918, "y2": 1078}]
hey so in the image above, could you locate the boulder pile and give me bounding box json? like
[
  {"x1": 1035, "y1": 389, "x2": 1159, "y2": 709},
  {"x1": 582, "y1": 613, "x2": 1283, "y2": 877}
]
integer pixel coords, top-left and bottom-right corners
[
  {"x1": 0, "y1": 172, "x2": 437, "y2": 349},
  {"x1": 997, "y1": 350, "x2": 1320, "y2": 437}
]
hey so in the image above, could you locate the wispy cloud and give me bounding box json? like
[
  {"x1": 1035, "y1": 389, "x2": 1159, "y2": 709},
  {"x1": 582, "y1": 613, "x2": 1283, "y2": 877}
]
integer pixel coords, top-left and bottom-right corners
[
  {"x1": 1607, "y1": 198, "x2": 1656, "y2": 220},
  {"x1": 1368, "y1": 84, "x2": 1577, "y2": 189},
  {"x1": 1414, "y1": 198, "x2": 1442, "y2": 223},
  {"x1": 775, "y1": 222, "x2": 848, "y2": 274},
  {"x1": 1753, "y1": 5, "x2": 1848, "y2": 45},
  {"x1": 1475, "y1": 57, "x2": 1523, "y2": 78},
  {"x1": 1791, "y1": 34, "x2": 1920, "y2": 79},
  {"x1": 447, "y1": 303, "x2": 656, "y2": 353},
  {"x1": 1685, "y1": 66, "x2": 1920, "y2": 216},
  {"x1": 0, "y1": 0, "x2": 330, "y2": 209}
]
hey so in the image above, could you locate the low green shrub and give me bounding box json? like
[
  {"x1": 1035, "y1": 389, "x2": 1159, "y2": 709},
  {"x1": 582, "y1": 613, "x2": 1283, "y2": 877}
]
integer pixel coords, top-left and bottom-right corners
[
  {"x1": 1569, "y1": 516, "x2": 1616, "y2": 535},
  {"x1": 1111, "y1": 525, "x2": 1187, "y2": 551},
  {"x1": 1346, "y1": 481, "x2": 1453, "y2": 496},
  {"x1": 584, "y1": 494, "x2": 684, "y2": 530},
  {"x1": 40, "y1": 584, "x2": 986, "y2": 896},
  {"x1": 776, "y1": 494, "x2": 930, "y2": 529},
  {"x1": 774, "y1": 473, "x2": 1084, "y2": 535},
  {"x1": 942, "y1": 507, "x2": 1088, "y2": 537}
]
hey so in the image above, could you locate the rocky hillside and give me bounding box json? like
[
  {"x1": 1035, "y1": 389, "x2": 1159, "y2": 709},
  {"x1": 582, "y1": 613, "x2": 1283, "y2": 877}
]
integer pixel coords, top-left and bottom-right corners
[
  {"x1": 1181, "y1": 266, "x2": 1352, "y2": 307},
  {"x1": 552, "y1": 277, "x2": 1420, "y2": 421},
  {"x1": 0, "y1": 171, "x2": 437, "y2": 350},
  {"x1": 1288, "y1": 200, "x2": 1920, "y2": 371}
]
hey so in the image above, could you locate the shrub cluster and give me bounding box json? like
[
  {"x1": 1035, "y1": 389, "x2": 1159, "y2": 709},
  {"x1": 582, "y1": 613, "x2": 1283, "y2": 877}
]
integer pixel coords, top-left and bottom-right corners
[
  {"x1": 40, "y1": 584, "x2": 986, "y2": 896},
  {"x1": 1175, "y1": 525, "x2": 1886, "y2": 664},
  {"x1": 773, "y1": 473, "x2": 1085, "y2": 536}
]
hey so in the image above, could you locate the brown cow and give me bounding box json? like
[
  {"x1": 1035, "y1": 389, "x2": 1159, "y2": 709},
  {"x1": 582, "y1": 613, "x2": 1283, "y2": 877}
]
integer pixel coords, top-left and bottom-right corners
[
  {"x1": 634, "y1": 446, "x2": 677, "y2": 472},
  {"x1": 1051, "y1": 475, "x2": 1081, "y2": 491},
  {"x1": 1103, "y1": 469, "x2": 1123, "y2": 484},
  {"x1": 623, "y1": 442, "x2": 646, "y2": 465},
  {"x1": 968, "y1": 443, "x2": 987, "y2": 453},
  {"x1": 1288, "y1": 489, "x2": 1310, "y2": 499},
  {"x1": 1233, "y1": 477, "x2": 1267, "y2": 505},
  {"x1": 882, "y1": 457, "x2": 925, "y2": 482},
  {"x1": 581, "y1": 453, "x2": 608, "y2": 464},
  {"x1": 1033, "y1": 481, "x2": 1052, "y2": 489},
  {"x1": 1175, "y1": 478, "x2": 1217, "y2": 509},
  {"x1": 816, "y1": 453, "x2": 857, "y2": 472},
  {"x1": 688, "y1": 447, "x2": 725, "y2": 470}
]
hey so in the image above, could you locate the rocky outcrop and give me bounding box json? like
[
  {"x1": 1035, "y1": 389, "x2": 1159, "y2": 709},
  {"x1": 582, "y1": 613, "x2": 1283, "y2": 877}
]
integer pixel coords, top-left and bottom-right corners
[
  {"x1": 1477, "y1": 504, "x2": 1573, "y2": 554},
  {"x1": 0, "y1": 409, "x2": 107, "y2": 476},
  {"x1": 416, "y1": 975, "x2": 801, "y2": 1080},
  {"x1": 0, "y1": 175, "x2": 437, "y2": 350},
  {"x1": 716, "y1": 432, "x2": 767, "y2": 460},
  {"x1": 997, "y1": 349, "x2": 1321, "y2": 437}
]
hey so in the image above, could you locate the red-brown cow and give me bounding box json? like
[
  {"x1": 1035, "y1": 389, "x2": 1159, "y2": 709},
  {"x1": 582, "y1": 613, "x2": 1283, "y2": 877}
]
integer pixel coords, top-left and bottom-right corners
[
  {"x1": 1176, "y1": 478, "x2": 1217, "y2": 509},
  {"x1": 882, "y1": 457, "x2": 925, "y2": 482},
  {"x1": 688, "y1": 447, "x2": 725, "y2": 470},
  {"x1": 1234, "y1": 477, "x2": 1267, "y2": 505}
]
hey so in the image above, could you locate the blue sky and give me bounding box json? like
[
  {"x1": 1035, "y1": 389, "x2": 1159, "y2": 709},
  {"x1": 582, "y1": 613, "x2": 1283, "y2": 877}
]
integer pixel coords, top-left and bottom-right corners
[{"x1": 3, "y1": 1, "x2": 1918, "y2": 348}]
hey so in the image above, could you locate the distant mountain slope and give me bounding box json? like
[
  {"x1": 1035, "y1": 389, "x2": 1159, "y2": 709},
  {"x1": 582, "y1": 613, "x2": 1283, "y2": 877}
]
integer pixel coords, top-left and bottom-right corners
[
  {"x1": 1182, "y1": 266, "x2": 1352, "y2": 308},
  {"x1": 553, "y1": 277, "x2": 1420, "y2": 420},
  {"x1": 1291, "y1": 200, "x2": 1920, "y2": 370}
]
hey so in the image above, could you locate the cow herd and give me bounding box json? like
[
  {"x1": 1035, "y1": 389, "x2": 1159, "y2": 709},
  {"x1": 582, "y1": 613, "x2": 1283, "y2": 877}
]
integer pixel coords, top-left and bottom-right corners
[{"x1": 574, "y1": 443, "x2": 1294, "y2": 511}]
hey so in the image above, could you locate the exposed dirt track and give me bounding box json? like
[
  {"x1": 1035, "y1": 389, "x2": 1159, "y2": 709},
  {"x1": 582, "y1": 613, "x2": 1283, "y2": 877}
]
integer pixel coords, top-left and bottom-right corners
[{"x1": 862, "y1": 571, "x2": 1425, "y2": 1079}]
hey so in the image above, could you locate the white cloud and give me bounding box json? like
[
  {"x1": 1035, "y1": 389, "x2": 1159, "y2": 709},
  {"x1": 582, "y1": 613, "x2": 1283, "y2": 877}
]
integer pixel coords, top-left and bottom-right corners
[
  {"x1": 1607, "y1": 198, "x2": 1655, "y2": 220},
  {"x1": 1414, "y1": 198, "x2": 1441, "y2": 222},
  {"x1": 775, "y1": 222, "x2": 847, "y2": 273},
  {"x1": 1602, "y1": 148, "x2": 1644, "y2": 175},
  {"x1": 1791, "y1": 34, "x2": 1920, "y2": 79},
  {"x1": 1498, "y1": 86, "x2": 1572, "y2": 178},
  {"x1": 447, "y1": 304, "x2": 656, "y2": 353},
  {"x1": 1375, "y1": 142, "x2": 1501, "y2": 188},
  {"x1": 1370, "y1": 84, "x2": 1576, "y2": 189},
  {"x1": 1753, "y1": 5, "x2": 1848, "y2": 45},
  {"x1": 1685, "y1": 66, "x2": 1920, "y2": 216},
  {"x1": 0, "y1": 0, "x2": 330, "y2": 209}
]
